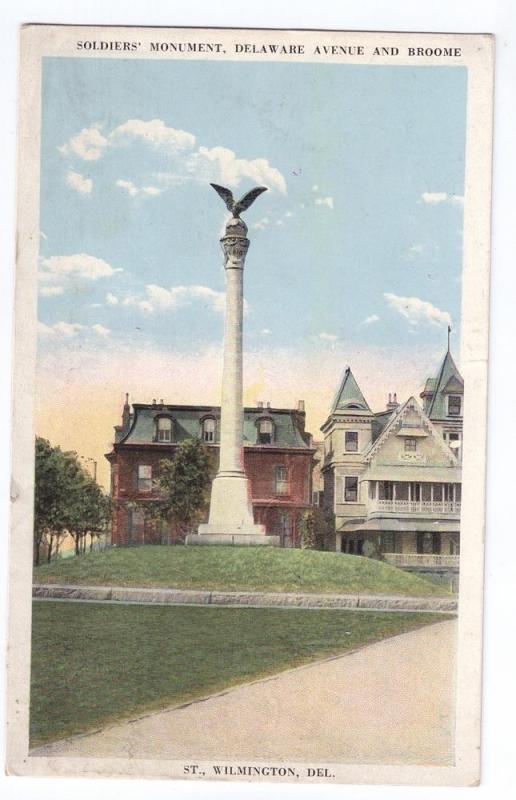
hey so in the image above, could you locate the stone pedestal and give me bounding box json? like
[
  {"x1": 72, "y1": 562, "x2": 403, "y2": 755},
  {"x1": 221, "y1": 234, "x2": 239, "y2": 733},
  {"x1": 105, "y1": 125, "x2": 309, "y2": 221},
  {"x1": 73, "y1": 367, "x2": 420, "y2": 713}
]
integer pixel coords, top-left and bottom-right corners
[{"x1": 186, "y1": 215, "x2": 277, "y2": 547}]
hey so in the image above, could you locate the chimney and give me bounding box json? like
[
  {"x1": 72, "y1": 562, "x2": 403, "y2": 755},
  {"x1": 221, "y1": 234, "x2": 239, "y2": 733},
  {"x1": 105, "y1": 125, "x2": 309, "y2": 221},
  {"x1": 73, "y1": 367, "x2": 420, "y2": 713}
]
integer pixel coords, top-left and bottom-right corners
[
  {"x1": 122, "y1": 392, "x2": 131, "y2": 429},
  {"x1": 266, "y1": 401, "x2": 271, "y2": 410},
  {"x1": 257, "y1": 400, "x2": 264, "y2": 409},
  {"x1": 298, "y1": 399, "x2": 305, "y2": 413},
  {"x1": 386, "y1": 392, "x2": 399, "y2": 411},
  {"x1": 159, "y1": 398, "x2": 164, "y2": 406},
  {"x1": 152, "y1": 398, "x2": 157, "y2": 406}
]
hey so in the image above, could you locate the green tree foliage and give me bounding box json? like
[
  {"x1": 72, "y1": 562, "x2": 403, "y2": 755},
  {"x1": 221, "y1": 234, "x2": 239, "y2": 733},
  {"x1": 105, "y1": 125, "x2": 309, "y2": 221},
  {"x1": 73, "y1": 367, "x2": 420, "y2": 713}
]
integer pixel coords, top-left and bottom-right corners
[
  {"x1": 141, "y1": 438, "x2": 212, "y2": 541},
  {"x1": 299, "y1": 508, "x2": 328, "y2": 550},
  {"x1": 34, "y1": 437, "x2": 111, "y2": 565}
]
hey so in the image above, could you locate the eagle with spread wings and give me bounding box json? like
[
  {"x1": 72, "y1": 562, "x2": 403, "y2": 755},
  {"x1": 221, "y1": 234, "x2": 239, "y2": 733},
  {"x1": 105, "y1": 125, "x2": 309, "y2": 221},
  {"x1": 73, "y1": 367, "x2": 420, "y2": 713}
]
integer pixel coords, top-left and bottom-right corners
[{"x1": 210, "y1": 183, "x2": 268, "y2": 218}]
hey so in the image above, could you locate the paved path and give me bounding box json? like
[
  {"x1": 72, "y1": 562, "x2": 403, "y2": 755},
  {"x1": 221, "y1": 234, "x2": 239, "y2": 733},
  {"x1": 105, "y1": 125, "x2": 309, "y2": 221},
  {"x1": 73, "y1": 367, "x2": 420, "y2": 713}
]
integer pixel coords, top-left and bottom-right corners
[
  {"x1": 33, "y1": 583, "x2": 457, "y2": 613},
  {"x1": 33, "y1": 620, "x2": 456, "y2": 765}
]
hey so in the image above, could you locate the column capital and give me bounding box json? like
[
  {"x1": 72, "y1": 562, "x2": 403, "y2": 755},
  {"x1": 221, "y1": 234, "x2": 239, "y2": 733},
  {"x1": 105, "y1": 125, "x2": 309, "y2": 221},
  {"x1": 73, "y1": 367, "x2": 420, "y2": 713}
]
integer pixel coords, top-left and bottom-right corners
[{"x1": 221, "y1": 233, "x2": 250, "y2": 268}]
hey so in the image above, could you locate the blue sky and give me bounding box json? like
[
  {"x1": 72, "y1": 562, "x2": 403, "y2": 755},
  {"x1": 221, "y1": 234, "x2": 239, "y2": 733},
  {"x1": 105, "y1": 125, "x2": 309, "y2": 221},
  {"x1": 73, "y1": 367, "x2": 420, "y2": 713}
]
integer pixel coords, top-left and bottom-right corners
[
  {"x1": 38, "y1": 58, "x2": 466, "y2": 352},
  {"x1": 36, "y1": 57, "x2": 467, "y2": 483}
]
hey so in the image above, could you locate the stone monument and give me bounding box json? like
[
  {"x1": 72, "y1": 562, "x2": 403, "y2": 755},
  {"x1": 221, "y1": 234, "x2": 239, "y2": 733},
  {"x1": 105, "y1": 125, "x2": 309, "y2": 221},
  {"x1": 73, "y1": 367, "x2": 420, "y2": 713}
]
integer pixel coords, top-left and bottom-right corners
[{"x1": 186, "y1": 184, "x2": 279, "y2": 546}]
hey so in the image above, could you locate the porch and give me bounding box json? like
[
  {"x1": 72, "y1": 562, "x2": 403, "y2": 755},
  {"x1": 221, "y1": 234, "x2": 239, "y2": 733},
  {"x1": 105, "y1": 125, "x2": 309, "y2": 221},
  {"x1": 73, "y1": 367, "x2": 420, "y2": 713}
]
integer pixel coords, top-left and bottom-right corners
[
  {"x1": 383, "y1": 552, "x2": 460, "y2": 569},
  {"x1": 365, "y1": 479, "x2": 461, "y2": 518}
]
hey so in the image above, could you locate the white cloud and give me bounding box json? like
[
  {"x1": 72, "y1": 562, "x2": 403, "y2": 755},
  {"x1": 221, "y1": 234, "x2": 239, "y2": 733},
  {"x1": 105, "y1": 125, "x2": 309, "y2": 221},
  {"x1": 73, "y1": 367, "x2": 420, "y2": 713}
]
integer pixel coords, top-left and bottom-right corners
[
  {"x1": 319, "y1": 332, "x2": 338, "y2": 342},
  {"x1": 66, "y1": 170, "x2": 93, "y2": 194},
  {"x1": 40, "y1": 286, "x2": 64, "y2": 297},
  {"x1": 260, "y1": 328, "x2": 271, "y2": 335},
  {"x1": 312, "y1": 185, "x2": 319, "y2": 192},
  {"x1": 58, "y1": 127, "x2": 108, "y2": 161},
  {"x1": 38, "y1": 321, "x2": 111, "y2": 338},
  {"x1": 362, "y1": 314, "x2": 380, "y2": 325},
  {"x1": 53, "y1": 322, "x2": 86, "y2": 337},
  {"x1": 109, "y1": 118, "x2": 196, "y2": 153},
  {"x1": 188, "y1": 146, "x2": 287, "y2": 194},
  {"x1": 315, "y1": 196, "x2": 334, "y2": 210},
  {"x1": 60, "y1": 118, "x2": 286, "y2": 196},
  {"x1": 123, "y1": 284, "x2": 234, "y2": 315},
  {"x1": 115, "y1": 179, "x2": 162, "y2": 197},
  {"x1": 92, "y1": 324, "x2": 111, "y2": 337},
  {"x1": 383, "y1": 292, "x2": 452, "y2": 328},
  {"x1": 421, "y1": 192, "x2": 464, "y2": 206},
  {"x1": 106, "y1": 292, "x2": 119, "y2": 306},
  {"x1": 39, "y1": 254, "x2": 122, "y2": 287},
  {"x1": 37, "y1": 321, "x2": 56, "y2": 336},
  {"x1": 251, "y1": 217, "x2": 270, "y2": 231}
]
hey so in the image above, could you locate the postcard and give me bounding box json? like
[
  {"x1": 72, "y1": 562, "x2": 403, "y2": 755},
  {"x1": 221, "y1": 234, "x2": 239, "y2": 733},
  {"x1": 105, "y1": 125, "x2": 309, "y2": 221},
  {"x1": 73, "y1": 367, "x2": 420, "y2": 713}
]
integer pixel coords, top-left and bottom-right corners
[{"x1": 7, "y1": 25, "x2": 493, "y2": 786}]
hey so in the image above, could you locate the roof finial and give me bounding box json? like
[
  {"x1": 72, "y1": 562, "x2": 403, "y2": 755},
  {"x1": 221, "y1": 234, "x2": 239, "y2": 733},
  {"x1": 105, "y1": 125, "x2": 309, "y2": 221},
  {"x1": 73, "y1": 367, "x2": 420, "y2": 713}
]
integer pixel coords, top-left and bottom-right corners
[{"x1": 447, "y1": 324, "x2": 451, "y2": 353}]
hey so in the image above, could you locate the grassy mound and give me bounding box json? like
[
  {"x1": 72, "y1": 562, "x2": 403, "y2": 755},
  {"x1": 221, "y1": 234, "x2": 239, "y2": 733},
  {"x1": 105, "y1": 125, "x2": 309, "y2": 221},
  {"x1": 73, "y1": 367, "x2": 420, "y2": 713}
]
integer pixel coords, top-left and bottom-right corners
[{"x1": 33, "y1": 545, "x2": 448, "y2": 596}]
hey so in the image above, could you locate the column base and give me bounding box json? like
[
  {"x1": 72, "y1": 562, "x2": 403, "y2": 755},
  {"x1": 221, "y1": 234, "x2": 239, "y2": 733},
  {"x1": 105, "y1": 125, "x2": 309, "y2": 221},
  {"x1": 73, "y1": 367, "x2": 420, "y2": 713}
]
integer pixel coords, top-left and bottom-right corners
[{"x1": 186, "y1": 531, "x2": 280, "y2": 547}]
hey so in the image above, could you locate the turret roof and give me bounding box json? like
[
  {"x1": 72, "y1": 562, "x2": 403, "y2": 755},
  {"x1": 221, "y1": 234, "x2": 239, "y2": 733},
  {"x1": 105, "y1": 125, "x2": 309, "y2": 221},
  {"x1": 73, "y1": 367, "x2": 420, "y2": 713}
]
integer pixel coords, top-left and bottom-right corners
[
  {"x1": 426, "y1": 349, "x2": 464, "y2": 420},
  {"x1": 331, "y1": 367, "x2": 372, "y2": 414}
]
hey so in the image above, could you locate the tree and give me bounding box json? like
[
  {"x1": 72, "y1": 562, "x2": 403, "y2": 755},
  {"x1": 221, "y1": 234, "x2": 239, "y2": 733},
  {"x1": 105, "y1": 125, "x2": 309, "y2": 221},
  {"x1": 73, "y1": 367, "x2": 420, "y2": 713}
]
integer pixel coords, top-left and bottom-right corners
[
  {"x1": 298, "y1": 508, "x2": 328, "y2": 550},
  {"x1": 34, "y1": 437, "x2": 111, "y2": 564},
  {"x1": 141, "y1": 438, "x2": 212, "y2": 541}
]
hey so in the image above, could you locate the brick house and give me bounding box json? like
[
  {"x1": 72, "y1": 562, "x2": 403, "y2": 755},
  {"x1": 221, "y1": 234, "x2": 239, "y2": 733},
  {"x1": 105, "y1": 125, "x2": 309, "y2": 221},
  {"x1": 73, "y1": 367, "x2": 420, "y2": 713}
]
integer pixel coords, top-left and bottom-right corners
[{"x1": 106, "y1": 397, "x2": 316, "y2": 547}]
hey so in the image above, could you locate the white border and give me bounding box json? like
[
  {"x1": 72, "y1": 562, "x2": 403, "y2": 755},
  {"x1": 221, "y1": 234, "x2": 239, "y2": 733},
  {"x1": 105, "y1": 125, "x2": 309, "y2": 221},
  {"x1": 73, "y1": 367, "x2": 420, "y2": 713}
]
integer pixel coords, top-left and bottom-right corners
[{"x1": 0, "y1": 2, "x2": 514, "y2": 799}]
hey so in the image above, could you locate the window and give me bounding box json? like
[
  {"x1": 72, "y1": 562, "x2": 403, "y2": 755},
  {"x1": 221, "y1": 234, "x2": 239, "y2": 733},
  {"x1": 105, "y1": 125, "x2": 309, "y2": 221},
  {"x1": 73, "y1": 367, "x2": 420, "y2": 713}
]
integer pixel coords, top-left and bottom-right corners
[
  {"x1": 274, "y1": 465, "x2": 288, "y2": 494},
  {"x1": 448, "y1": 395, "x2": 462, "y2": 416},
  {"x1": 344, "y1": 476, "x2": 358, "y2": 503},
  {"x1": 202, "y1": 417, "x2": 216, "y2": 442},
  {"x1": 156, "y1": 417, "x2": 172, "y2": 442},
  {"x1": 404, "y1": 437, "x2": 417, "y2": 452},
  {"x1": 137, "y1": 465, "x2": 152, "y2": 492},
  {"x1": 345, "y1": 431, "x2": 358, "y2": 452},
  {"x1": 258, "y1": 418, "x2": 274, "y2": 444}
]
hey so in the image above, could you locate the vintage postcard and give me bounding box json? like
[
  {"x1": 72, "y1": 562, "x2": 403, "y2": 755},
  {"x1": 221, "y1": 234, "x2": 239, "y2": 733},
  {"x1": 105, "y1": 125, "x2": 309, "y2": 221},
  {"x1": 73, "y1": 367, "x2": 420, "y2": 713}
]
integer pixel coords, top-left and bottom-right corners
[{"x1": 7, "y1": 25, "x2": 493, "y2": 786}]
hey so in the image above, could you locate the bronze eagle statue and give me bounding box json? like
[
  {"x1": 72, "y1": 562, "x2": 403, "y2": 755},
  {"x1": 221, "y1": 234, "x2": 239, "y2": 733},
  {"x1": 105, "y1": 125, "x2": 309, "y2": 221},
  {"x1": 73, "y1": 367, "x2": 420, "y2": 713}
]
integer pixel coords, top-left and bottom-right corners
[{"x1": 210, "y1": 183, "x2": 268, "y2": 218}]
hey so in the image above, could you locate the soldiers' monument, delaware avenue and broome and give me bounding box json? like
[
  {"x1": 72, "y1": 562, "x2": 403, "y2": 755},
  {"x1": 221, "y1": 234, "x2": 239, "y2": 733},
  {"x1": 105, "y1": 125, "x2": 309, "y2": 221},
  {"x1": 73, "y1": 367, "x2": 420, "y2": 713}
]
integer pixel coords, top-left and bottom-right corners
[{"x1": 186, "y1": 184, "x2": 279, "y2": 546}]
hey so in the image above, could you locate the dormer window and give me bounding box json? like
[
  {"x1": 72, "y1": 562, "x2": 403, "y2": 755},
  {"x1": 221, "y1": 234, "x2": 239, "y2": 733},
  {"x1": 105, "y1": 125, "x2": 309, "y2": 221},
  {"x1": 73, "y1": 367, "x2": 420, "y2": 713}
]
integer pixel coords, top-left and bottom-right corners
[
  {"x1": 257, "y1": 418, "x2": 274, "y2": 444},
  {"x1": 404, "y1": 437, "x2": 417, "y2": 452},
  {"x1": 156, "y1": 416, "x2": 172, "y2": 442},
  {"x1": 202, "y1": 417, "x2": 216, "y2": 443},
  {"x1": 448, "y1": 395, "x2": 462, "y2": 416}
]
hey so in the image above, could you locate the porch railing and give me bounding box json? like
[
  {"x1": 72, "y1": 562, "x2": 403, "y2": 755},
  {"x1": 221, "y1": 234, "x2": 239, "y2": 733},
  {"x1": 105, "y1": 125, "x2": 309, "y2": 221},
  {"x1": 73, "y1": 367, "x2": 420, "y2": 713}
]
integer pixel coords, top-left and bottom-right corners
[
  {"x1": 369, "y1": 499, "x2": 461, "y2": 515},
  {"x1": 383, "y1": 552, "x2": 460, "y2": 568}
]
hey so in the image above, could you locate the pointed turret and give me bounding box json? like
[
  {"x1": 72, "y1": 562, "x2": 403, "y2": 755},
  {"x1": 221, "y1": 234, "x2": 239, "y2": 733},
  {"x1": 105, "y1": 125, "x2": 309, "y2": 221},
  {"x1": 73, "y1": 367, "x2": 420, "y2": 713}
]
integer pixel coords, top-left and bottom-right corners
[
  {"x1": 421, "y1": 349, "x2": 464, "y2": 421},
  {"x1": 331, "y1": 367, "x2": 371, "y2": 414}
]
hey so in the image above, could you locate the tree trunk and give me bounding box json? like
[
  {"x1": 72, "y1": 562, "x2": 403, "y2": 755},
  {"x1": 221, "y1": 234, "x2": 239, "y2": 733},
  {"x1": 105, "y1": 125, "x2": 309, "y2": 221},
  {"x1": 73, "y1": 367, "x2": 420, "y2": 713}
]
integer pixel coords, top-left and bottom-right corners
[
  {"x1": 47, "y1": 534, "x2": 54, "y2": 563},
  {"x1": 74, "y1": 534, "x2": 80, "y2": 556}
]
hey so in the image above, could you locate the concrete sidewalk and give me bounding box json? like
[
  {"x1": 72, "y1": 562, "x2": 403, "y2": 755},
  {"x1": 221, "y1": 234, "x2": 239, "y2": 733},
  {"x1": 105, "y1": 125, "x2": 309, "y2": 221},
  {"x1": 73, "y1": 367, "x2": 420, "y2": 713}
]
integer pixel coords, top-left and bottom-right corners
[
  {"x1": 32, "y1": 619, "x2": 456, "y2": 765},
  {"x1": 33, "y1": 583, "x2": 457, "y2": 612}
]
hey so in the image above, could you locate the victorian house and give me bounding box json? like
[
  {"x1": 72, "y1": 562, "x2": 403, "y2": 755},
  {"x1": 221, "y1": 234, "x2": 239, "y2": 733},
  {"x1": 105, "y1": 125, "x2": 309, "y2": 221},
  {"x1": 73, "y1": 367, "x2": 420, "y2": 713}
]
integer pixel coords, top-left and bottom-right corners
[
  {"x1": 106, "y1": 397, "x2": 315, "y2": 547},
  {"x1": 321, "y1": 348, "x2": 463, "y2": 564}
]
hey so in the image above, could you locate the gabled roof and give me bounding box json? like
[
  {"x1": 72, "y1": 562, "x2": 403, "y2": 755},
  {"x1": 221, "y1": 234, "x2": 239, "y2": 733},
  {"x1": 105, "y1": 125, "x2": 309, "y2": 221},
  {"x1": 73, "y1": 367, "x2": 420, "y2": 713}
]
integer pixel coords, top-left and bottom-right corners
[
  {"x1": 364, "y1": 395, "x2": 460, "y2": 466},
  {"x1": 426, "y1": 350, "x2": 464, "y2": 420},
  {"x1": 331, "y1": 367, "x2": 372, "y2": 414}
]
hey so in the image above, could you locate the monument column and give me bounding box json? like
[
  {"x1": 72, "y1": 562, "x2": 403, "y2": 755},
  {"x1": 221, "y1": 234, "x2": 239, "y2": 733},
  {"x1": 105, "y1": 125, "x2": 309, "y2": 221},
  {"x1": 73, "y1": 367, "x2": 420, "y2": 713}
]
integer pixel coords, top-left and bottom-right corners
[{"x1": 186, "y1": 185, "x2": 278, "y2": 546}]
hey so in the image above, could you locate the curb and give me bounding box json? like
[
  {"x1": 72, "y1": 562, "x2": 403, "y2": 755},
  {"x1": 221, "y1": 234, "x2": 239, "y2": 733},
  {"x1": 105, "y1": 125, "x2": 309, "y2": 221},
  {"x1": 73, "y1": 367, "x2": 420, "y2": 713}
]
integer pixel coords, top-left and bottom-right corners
[{"x1": 32, "y1": 583, "x2": 457, "y2": 613}]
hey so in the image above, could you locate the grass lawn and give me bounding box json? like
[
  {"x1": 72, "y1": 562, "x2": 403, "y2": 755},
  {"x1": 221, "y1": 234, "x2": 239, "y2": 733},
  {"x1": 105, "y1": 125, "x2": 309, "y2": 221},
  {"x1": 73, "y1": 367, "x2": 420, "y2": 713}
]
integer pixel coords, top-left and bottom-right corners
[
  {"x1": 30, "y1": 600, "x2": 450, "y2": 748},
  {"x1": 33, "y1": 545, "x2": 449, "y2": 596}
]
